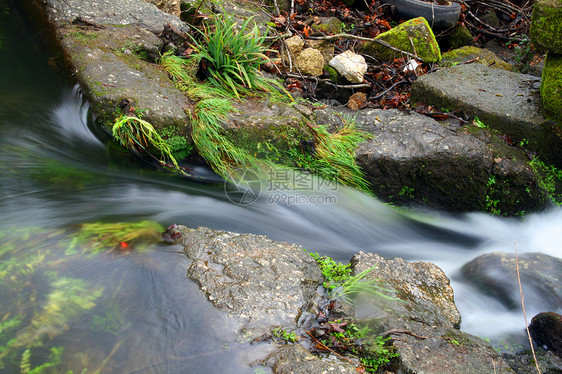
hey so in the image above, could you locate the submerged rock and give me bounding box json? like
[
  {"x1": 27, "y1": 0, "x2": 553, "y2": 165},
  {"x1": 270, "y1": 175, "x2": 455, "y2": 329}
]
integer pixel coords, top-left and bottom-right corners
[{"x1": 461, "y1": 252, "x2": 562, "y2": 311}]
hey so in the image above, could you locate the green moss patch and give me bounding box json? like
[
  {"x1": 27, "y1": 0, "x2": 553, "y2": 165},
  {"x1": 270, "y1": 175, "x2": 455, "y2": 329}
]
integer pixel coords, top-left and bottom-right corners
[
  {"x1": 441, "y1": 46, "x2": 513, "y2": 71},
  {"x1": 359, "y1": 17, "x2": 441, "y2": 63},
  {"x1": 540, "y1": 52, "x2": 562, "y2": 122},
  {"x1": 530, "y1": 0, "x2": 562, "y2": 53}
]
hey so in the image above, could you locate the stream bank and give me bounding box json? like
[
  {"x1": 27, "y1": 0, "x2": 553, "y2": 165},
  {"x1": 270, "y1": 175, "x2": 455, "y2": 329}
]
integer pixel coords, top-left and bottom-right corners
[{"x1": 24, "y1": 0, "x2": 562, "y2": 216}]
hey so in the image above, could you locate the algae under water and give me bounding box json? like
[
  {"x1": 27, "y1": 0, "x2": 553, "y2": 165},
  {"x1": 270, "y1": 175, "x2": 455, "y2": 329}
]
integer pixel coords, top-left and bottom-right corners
[{"x1": 1, "y1": 1, "x2": 561, "y2": 373}]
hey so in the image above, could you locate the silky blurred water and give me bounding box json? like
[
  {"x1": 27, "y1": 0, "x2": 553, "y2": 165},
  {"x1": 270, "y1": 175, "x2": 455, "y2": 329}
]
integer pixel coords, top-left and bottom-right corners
[{"x1": 1, "y1": 1, "x2": 561, "y2": 372}]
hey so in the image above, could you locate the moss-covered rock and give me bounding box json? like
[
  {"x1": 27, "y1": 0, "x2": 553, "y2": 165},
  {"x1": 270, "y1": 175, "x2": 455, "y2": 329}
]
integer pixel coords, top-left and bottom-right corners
[
  {"x1": 530, "y1": 0, "x2": 562, "y2": 53},
  {"x1": 540, "y1": 52, "x2": 562, "y2": 122},
  {"x1": 359, "y1": 17, "x2": 441, "y2": 63},
  {"x1": 440, "y1": 46, "x2": 514, "y2": 71}
]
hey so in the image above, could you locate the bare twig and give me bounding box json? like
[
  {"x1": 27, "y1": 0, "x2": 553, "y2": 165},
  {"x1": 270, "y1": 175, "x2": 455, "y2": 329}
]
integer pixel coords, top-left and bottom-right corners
[
  {"x1": 307, "y1": 33, "x2": 427, "y2": 63},
  {"x1": 515, "y1": 241, "x2": 541, "y2": 374},
  {"x1": 381, "y1": 329, "x2": 428, "y2": 339},
  {"x1": 285, "y1": 73, "x2": 371, "y2": 88}
]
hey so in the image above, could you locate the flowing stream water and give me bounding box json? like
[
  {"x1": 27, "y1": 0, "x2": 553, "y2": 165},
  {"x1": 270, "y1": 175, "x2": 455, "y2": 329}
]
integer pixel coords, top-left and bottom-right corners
[{"x1": 1, "y1": 2, "x2": 561, "y2": 373}]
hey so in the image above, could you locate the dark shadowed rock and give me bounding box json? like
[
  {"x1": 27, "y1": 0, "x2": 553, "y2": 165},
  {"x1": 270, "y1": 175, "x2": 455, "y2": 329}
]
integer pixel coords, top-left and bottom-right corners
[
  {"x1": 410, "y1": 63, "x2": 562, "y2": 166},
  {"x1": 461, "y1": 252, "x2": 562, "y2": 311},
  {"x1": 169, "y1": 225, "x2": 322, "y2": 337},
  {"x1": 321, "y1": 107, "x2": 549, "y2": 214},
  {"x1": 529, "y1": 312, "x2": 562, "y2": 358}
]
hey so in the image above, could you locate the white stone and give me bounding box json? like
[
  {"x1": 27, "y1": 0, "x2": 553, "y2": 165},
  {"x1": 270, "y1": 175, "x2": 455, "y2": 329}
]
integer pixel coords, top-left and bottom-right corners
[{"x1": 329, "y1": 50, "x2": 368, "y2": 83}]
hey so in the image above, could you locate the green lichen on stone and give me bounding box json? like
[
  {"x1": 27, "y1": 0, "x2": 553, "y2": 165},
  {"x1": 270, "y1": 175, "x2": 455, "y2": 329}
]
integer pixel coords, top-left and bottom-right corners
[
  {"x1": 441, "y1": 46, "x2": 514, "y2": 71},
  {"x1": 540, "y1": 52, "x2": 562, "y2": 121},
  {"x1": 359, "y1": 17, "x2": 441, "y2": 63},
  {"x1": 530, "y1": 0, "x2": 562, "y2": 53}
]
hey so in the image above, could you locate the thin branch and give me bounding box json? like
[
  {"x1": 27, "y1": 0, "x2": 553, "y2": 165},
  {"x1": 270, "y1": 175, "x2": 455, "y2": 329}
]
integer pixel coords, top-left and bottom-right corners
[
  {"x1": 515, "y1": 241, "x2": 541, "y2": 374},
  {"x1": 285, "y1": 73, "x2": 371, "y2": 88},
  {"x1": 307, "y1": 33, "x2": 427, "y2": 63}
]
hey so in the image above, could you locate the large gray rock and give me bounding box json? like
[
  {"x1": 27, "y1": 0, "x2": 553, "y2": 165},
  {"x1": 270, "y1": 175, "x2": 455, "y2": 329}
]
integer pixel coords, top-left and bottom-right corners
[
  {"x1": 410, "y1": 63, "x2": 562, "y2": 166},
  {"x1": 169, "y1": 225, "x2": 323, "y2": 337},
  {"x1": 58, "y1": 23, "x2": 191, "y2": 130},
  {"x1": 35, "y1": 0, "x2": 188, "y2": 33},
  {"x1": 461, "y1": 252, "x2": 562, "y2": 311},
  {"x1": 28, "y1": 0, "x2": 192, "y2": 131},
  {"x1": 329, "y1": 108, "x2": 549, "y2": 214},
  {"x1": 350, "y1": 252, "x2": 514, "y2": 374}
]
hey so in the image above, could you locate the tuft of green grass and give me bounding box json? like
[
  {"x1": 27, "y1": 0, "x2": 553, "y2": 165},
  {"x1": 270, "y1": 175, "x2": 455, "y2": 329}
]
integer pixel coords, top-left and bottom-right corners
[
  {"x1": 313, "y1": 115, "x2": 372, "y2": 193},
  {"x1": 112, "y1": 114, "x2": 183, "y2": 173},
  {"x1": 188, "y1": 14, "x2": 290, "y2": 100},
  {"x1": 306, "y1": 251, "x2": 394, "y2": 304}
]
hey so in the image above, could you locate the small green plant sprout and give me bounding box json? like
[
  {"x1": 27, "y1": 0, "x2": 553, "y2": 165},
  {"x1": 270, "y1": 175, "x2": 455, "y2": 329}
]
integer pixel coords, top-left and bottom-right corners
[
  {"x1": 112, "y1": 114, "x2": 184, "y2": 174},
  {"x1": 272, "y1": 327, "x2": 299, "y2": 343},
  {"x1": 67, "y1": 220, "x2": 164, "y2": 253},
  {"x1": 306, "y1": 251, "x2": 395, "y2": 304},
  {"x1": 188, "y1": 14, "x2": 291, "y2": 100},
  {"x1": 359, "y1": 335, "x2": 399, "y2": 373},
  {"x1": 473, "y1": 116, "x2": 487, "y2": 128}
]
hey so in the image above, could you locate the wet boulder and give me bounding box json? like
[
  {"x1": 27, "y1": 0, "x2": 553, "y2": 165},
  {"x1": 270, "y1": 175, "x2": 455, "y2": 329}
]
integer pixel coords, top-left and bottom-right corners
[
  {"x1": 327, "y1": 107, "x2": 549, "y2": 214},
  {"x1": 351, "y1": 252, "x2": 461, "y2": 328},
  {"x1": 461, "y1": 252, "x2": 562, "y2": 311},
  {"x1": 262, "y1": 345, "x2": 357, "y2": 374},
  {"x1": 350, "y1": 251, "x2": 513, "y2": 373}
]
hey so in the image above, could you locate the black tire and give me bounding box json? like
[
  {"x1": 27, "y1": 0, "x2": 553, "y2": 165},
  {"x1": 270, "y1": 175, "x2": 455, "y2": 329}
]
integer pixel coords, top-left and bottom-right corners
[{"x1": 382, "y1": 0, "x2": 461, "y2": 30}]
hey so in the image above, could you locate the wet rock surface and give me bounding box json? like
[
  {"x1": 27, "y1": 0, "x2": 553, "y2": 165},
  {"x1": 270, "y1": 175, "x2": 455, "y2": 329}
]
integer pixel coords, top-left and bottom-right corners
[
  {"x1": 169, "y1": 225, "x2": 322, "y2": 337},
  {"x1": 351, "y1": 252, "x2": 461, "y2": 328},
  {"x1": 350, "y1": 251, "x2": 514, "y2": 374},
  {"x1": 529, "y1": 312, "x2": 562, "y2": 358},
  {"x1": 262, "y1": 345, "x2": 357, "y2": 374},
  {"x1": 315, "y1": 107, "x2": 549, "y2": 213}
]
